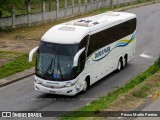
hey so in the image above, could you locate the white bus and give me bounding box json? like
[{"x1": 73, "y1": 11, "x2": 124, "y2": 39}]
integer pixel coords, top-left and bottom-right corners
[{"x1": 29, "y1": 11, "x2": 136, "y2": 96}]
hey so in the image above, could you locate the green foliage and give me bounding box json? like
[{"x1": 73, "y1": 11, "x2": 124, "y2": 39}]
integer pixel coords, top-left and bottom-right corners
[
  {"x1": 154, "y1": 82, "x2": 159, "y2": 87},
  {"x1": 155, "y1": 56, "x2": 160, "y2": 68},
  {"x1": 0, "y1": 0, "x2": 49, "y2": 17},
  {"x1": 0, "y1": 0, "x2": 156, "y2": 17},
  {"x1": 0, "y1": 0, "x2": 24, "y2": 17},
  {"x1": 0, "y1": 0, "x2": 24, "y2": 11},
  {"x1": 132, "y1": 91, "x2": 148, "y2": 98},
  {"x1": 142, "y1": 84, "x2": 150, "y2": 91},
  {"x1": 132, "y1": 85, "x2": 150, "y2": 98},
  {"x1": 0, "y1": 53, "x2": 35, "y2": 79}
]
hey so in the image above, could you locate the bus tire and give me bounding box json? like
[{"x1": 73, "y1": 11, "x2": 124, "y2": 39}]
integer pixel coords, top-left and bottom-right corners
[
  {"x1": 116, "y1": 59, "x2": 122, "y2": 72},
  {"x1": 82, "y1": 78, "x2": 89, "y2": 93},
  {"x1": 123, "y1": 55, "x2": 128, "y2": 68}
]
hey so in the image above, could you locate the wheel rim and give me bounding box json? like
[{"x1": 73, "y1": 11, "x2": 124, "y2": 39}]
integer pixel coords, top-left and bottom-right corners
[
  {"x1": 123, "y1": 58, "x2": 126, "y2": 67},
  {"x1": 118, "y1": 60, "x2": 121, "y2": 70},
  {"x1": 83, "y1": 81, "x2": 87, "y2": 91}
]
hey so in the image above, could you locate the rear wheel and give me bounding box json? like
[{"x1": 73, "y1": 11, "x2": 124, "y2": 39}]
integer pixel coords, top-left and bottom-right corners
[{"x1": 116, "y1": 59, "x2": 122, "y2": 72}]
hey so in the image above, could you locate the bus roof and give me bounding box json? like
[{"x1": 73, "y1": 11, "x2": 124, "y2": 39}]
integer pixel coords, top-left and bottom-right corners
[{"x1": 41, "y1": 11, "x2": 136, "y2": 44}]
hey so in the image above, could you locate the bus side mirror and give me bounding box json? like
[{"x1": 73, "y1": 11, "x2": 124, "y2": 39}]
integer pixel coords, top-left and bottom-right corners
[
  {"x1": 29, "y1": 47, "x2": 38, "y2": 62},
  {"x1": 73, "y1": 47, "x2": 85, "y2": 67}
]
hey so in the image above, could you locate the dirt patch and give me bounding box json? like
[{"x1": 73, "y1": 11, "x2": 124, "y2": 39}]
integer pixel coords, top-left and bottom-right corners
[
  {"x1": 0, "y1": 38, "x2": 38, "y2": 66},
  {"x1": 0, "y1": 51, "x2": 23, "y2": 65},
  {"x1": 0, "y1": 21, "x2": 55, "y2": 53},
  {"x1": 107, "y1": 94, "x2": 144, "y2": 111},
  {"x1": 0, "y1": 22, "x2": 49, "y2": 65},
  {"x1": 0, "y1": 39, "x2": 39, "y2": 52}
]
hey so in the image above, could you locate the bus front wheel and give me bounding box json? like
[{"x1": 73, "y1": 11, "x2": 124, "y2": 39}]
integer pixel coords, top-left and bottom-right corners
[
  {"x1": 82, "y1": 78, "x2": 89, "y2": 93},
  {"x1": 123, "y1": 55, "x2": 128, "y2": 68}
]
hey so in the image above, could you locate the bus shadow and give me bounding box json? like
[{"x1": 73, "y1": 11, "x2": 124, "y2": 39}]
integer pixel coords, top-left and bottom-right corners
[
  {"x1": 86, "y1": 64, "x2": 132, "y2": 92},
  {"x1": 36, "y1": 90, "x2": 80, "y2": 100}
]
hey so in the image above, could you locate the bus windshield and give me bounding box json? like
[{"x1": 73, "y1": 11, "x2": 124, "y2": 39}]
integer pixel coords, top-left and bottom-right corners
[{"x1": 36, "y1": 41, "x2": 79, "y2": 81}]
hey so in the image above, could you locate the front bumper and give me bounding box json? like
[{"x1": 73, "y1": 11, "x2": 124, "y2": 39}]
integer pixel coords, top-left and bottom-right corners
[{"x1": 34, "y1": 82, "x2": 78, "y2": 96}]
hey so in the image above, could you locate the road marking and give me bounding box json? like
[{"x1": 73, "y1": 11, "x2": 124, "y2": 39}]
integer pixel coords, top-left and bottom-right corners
[{"x1": 140, "y1": 53, "x2": 153, "y2": 59}]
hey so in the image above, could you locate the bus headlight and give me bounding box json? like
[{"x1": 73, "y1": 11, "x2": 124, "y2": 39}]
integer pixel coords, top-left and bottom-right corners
[
  {"x1": 65, "y1": 81, "x2": 76, "y2": 87},
  {"x1": 35, "y1": 79, "x2": 42, "y2": 84}
]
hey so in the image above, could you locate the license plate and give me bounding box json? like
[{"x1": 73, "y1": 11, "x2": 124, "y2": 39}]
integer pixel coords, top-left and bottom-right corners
[{"x1": 49, "y1": 91, "x2": 56, "y2": 94}]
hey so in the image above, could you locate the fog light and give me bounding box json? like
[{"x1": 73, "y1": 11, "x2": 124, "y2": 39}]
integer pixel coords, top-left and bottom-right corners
[
  {"x1": 67, "y1": 90, "x2": 73, "y2": 93},
  {"x1": 35, "y1": 86, "x2": 39, "y2": 90},
  {"x1": 35, "y1": 79, "x2": 42, "y2": 84}
]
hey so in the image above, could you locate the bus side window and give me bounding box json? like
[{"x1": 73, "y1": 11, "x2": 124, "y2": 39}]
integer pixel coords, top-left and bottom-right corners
[
  {"x1": 76, "y1": 51, "x2": 85, "y2": 75},
  {"x1": 76, "y1": 35, "x2": 89, "y2": 75},
  {"x1": 87, "y1": 18, "x2": 137, "y2": 57}
]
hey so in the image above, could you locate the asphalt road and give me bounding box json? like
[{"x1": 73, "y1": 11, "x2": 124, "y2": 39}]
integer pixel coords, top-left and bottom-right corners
[{"x1": 1, "y1": 2, "x2": 160, "y2": 120}]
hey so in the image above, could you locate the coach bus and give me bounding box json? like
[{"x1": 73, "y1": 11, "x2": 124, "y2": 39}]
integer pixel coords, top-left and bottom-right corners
[{"x1": 29, "y1": 11, "x2": 137, "y2": 96}]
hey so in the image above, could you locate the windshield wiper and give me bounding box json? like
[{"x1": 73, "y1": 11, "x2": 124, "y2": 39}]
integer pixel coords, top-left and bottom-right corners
[
  {"x1": 48, "y1": 48, "x2": 57, "y2": 75},
  {"x1": 47, "y1": 57, "x2": 54, "y2": 75},
  {"x1": 57, "y1": 56, "x2": 63, "y2": 80}
]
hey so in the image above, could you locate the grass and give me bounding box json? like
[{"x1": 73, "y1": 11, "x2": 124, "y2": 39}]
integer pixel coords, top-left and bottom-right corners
[
  {"x1": 154, "y1": 82, "x2": 159, "y2": 87},
  {"x1": 132, "y1": 84, "x2": 151, "y2": 98},
  {"x1": 0, "y1": 51, "x2": 35, "y2": 79},
  {"x1": 59, "y1": 56, "x2": 160, "y2": 119},
  {"x1": 0, "y1": 51, "x2": 22, "y2": 58}
]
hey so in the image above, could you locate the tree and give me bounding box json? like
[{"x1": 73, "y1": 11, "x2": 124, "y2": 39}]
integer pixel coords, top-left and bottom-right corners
[
  {"x1": 0, "y1": 0, "x2": 51, "y2": 17},
  {"x1": 0, "y1": 0, "x2": 25, "y2": 17}
]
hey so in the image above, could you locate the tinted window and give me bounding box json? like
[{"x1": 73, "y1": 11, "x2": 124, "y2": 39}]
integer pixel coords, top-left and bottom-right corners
[
  {"x1": 76, "y1": 35, "x2": 89, "y2": 74},
  {"x1": 87, "y1": 18, "x2": 136, "y2": 56},
  {"x1": 36, "y1": 41, "x2": 79, "y2": 81}
]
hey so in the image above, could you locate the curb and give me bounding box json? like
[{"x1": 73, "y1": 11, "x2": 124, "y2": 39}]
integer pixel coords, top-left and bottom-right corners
[{"x1": 0, "y1": 0, "x2": 160, "y2": 88}]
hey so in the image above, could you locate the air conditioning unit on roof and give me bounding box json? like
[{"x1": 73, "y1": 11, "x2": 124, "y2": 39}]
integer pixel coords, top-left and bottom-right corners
[{"x1": 106, "y1": 11, "x2": 120, "y2": 16}]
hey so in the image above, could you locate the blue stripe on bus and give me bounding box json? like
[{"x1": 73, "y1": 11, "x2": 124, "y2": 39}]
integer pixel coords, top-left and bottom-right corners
[{"x1": 92, "y1": 31, "x2": 136, "y2": 61}]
